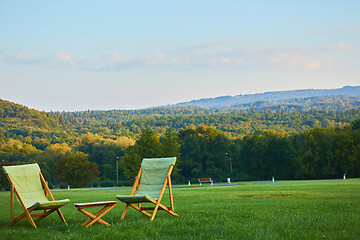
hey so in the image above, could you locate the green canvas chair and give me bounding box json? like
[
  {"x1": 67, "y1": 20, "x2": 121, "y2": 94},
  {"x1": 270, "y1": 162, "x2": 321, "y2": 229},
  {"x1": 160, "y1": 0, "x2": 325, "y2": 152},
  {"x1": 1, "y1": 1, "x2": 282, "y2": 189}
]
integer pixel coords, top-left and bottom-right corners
[
  {"x1": 2, "y1": 163, "x2": 70, "y2": 228},
  {"x1": 116, "y1": 157, "x2": 179, "y2": 221}
]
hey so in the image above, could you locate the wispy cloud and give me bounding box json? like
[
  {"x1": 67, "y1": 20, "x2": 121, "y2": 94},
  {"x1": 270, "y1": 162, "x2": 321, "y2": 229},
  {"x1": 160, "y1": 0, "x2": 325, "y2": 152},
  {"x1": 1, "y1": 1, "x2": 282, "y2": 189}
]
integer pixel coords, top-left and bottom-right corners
[
  {"x1": 329, "y1": 42, "x2": 353, "y2": 51},
  {"x1": 103, "y1": 52, "x2": 129, "y2": 63},
  {"x1": 337, "y1": 25, "x2": 360, "y2": 36},
  {"x1": 0, "y1": 52, "x2": 45, "y2": 66},
  {"x1": 266, "y1": 51, "x2": 332, "y2": 70},
  {"x1": 0, "y1": 39, "x2": 358, "y2": 71},
  {"x1": 56, "y1": 52, "x2": 81, "y2": 68}
]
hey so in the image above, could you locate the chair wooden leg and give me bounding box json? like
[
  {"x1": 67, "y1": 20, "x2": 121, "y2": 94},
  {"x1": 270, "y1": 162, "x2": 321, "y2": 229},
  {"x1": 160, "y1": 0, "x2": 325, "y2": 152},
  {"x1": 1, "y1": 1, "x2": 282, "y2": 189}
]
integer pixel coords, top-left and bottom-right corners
[
  {"x1": 120, "y1": 204, "x2": 129, "y2": 220},
  {"x1": 7, "y1": 176, "x2": 37, "y2": 228},
  {"x1": 157, "y1": 203, "x2": 179, "y2": 216},
  {"x1": 129, "y1": 203, "x2": 152, "y2": 217},
  {"x1": 34, "y1": 209, "x2": 57, "y2": 223},
  {"x1": 56, "y1": 209, "x2": 67, "y2": 224},
  {"x1": 8, "y1": 212, "x2": 27, "y2": 227},
  {"x1": 150, "y1": 202, "x2": 161, "y2": 221},
  {"x1": 24, "y1": 209, "x2": 37, "y2": 229}
]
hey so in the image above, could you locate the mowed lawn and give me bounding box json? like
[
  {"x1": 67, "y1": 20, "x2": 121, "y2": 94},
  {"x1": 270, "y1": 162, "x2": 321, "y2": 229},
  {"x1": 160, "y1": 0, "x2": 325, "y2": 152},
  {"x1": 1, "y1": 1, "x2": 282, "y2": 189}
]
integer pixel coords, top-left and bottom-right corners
[{"x1": 0, "y1": 179, "x2": 359, "y2": 240}]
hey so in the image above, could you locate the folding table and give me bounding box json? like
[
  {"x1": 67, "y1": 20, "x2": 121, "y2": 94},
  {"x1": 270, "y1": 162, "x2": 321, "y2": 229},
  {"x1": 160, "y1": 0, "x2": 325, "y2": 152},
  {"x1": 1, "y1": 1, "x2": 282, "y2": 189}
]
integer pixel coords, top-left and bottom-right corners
[{"x1": 74, "y1": 201, "x2": 118, "y2": 227}]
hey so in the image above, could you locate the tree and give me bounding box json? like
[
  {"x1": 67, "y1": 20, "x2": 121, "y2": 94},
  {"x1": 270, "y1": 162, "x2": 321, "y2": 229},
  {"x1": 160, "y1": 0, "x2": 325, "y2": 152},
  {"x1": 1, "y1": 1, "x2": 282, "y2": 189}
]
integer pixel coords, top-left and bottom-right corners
[
  {"x1": 55, "y1": 152, "x2": 99, "y2": 187},
  {"x1": 120, "y1": 145, "x2": 142, "y2": 179},
  {"x1": 160, "y1": 128, "x2": 181, "y2": 158},
  {"x1": 351, "y1": 118, "x2": 360, "y2": 130},
  {"x1": 178, "y1": 126, "x2": 230, "y2": 182},
  {"x1": 160, "y1": 128, "x2": 181, "y2": 180},
  {"x1": 135, "y1": 128, "x2": 162, "y2": 157},
  {"x1": 30, "y1": 143, "x2": 72, "y2": 185},
  {"x1": 120, "y1": 128, "x2": 163, "y2": 179},
  {"x1": 239, "y1": 130, "x2": 298, "y2": 180}
]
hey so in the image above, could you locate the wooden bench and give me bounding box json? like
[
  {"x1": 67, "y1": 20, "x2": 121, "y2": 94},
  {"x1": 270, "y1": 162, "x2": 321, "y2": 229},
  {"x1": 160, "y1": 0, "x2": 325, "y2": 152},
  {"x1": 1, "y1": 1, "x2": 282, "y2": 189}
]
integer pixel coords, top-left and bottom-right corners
[{"x1": 198, "y1": 178, "x2": 213, "y2": 186}]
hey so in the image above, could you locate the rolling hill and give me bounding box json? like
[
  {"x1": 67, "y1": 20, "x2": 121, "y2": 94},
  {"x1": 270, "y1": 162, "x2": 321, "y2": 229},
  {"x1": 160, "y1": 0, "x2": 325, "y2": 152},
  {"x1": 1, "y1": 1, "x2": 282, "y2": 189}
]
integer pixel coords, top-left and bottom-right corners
[{"x1": 168, "y1": 85, "x2": 360, "y2": 108}]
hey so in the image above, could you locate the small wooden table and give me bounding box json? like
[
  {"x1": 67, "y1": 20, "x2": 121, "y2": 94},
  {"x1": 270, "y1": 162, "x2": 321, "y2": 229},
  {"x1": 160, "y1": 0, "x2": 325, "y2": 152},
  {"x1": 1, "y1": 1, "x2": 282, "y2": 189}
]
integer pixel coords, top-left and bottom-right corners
[{"x1": 74, "y1": 201, "x2": 118, "y2": 227}]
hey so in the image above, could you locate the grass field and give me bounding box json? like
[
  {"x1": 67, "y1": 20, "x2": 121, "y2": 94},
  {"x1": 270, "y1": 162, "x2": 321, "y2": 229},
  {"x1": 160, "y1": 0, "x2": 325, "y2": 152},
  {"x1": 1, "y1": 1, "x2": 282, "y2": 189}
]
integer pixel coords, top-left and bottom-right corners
[{"x1": 0, "y1": 179, "x2": 359, "y2": 240}]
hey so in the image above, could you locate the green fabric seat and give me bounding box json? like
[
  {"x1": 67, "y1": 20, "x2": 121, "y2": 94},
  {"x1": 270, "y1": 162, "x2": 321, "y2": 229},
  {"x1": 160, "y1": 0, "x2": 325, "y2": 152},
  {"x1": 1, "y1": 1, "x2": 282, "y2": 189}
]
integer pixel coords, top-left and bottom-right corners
[
  {"x1": 116, "y1": 157, "x2": 179, "y2": 221},
  {"x1": 33, "y1": 199, "x2": 71, "y2": 210},
  {"x1": 2, "y1": 163, "x2": 69, "y2": 228},
  {"x1": 116, "y1": 157, "x2": 176, "y2": 203},
  {"x1": 3, "y1": 164, "x2": 70, "y2": 209},
  {"x1": 115, "y1": 195, "x2": 153, "y2": 203}
]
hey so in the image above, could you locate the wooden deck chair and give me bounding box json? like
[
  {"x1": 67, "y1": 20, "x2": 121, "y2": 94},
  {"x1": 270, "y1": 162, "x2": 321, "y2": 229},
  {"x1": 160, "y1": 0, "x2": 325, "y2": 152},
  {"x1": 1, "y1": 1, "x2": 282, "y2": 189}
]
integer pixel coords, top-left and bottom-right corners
[
  {"x1": 116, "y1": 157, "x2": 179, "y2": 221},
  {"x1": 2, "y1": 163, "x2": 70, "y2": 228}
]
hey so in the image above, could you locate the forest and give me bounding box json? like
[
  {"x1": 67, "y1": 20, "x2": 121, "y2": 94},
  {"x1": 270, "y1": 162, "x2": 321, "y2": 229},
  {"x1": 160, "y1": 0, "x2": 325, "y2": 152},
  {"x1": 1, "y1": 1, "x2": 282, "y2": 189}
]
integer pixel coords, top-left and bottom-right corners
[{"x1": 0, "y1": 97, "x2": 360, "y2": 189}]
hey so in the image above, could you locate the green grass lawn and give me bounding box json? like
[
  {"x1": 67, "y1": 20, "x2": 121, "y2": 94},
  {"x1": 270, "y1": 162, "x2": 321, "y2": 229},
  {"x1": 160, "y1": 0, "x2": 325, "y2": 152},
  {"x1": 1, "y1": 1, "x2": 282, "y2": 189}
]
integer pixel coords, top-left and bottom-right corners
[{"x1": 0, "y1": 179, "x2": 359, "y2": 240}]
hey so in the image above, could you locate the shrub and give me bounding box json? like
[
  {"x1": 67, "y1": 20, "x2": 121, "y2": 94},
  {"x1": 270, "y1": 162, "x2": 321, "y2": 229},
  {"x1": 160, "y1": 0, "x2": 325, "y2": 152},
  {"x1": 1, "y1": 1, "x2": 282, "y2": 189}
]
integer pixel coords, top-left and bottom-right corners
[
  {"x1": 90, "y1": 178, "x2": 101, "y2": 187},
  {"x1": 116, "y1": 180, "x2": 131, "y2": 186},
  {"x1": 100, "y1": 180, "x2": 114, "y2": 187}
]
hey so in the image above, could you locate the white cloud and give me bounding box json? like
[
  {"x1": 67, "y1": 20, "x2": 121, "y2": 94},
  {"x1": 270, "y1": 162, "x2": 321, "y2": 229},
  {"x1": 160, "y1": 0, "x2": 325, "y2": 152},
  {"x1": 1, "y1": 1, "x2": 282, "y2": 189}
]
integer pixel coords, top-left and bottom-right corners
[
  {"x1": 338, "y1": 26, "x2": 360, "y2": 35},
  {"x1": 141, "y1": 53, "x2": 167, "y2": 65},
  {"x1": 15, "y1": 53, "x2": 28, "y2": 60},
  {"x1": 330, "y1": 42, "x2": 352, "y2": 51},
  {"x1": 57, "y1": 52, "x2": 73, "y2": 60},
  {"x1": 305, "y1": 60, "x2": 323, "y2": 70},
  {"x1": 1, "y1": 38, "x2": 358, "y2": 72},
  {"x1": 265, "y1": 51, "x2": 333, "y2": 70},
  {"x1": 56, "y1": 52, "x2": 80, "y2": 68},
  {"x1": 105, "y1": 52, "x2": 129, "y2": 63}
]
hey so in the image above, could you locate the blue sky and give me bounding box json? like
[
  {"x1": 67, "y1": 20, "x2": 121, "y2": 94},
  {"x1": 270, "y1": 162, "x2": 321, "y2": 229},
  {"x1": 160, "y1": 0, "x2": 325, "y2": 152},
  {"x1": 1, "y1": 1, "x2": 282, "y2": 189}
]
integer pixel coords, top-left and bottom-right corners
[{"x1": 1, "y1": 0, "x2": 359, "y2": 111}]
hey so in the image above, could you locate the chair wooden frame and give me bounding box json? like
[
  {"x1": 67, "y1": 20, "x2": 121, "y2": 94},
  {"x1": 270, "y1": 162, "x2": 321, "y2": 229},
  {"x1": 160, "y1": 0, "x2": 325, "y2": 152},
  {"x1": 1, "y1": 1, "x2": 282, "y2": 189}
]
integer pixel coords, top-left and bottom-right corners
[
  {"x1": 120, "y1": 164, "x2": 179, "y2": 221},
  {"x1": 5, "y1": 171, "x2": 67, "y2": 229},
  {"x1": 74, "y1": 201, "x2": 118, "y2": 227}
]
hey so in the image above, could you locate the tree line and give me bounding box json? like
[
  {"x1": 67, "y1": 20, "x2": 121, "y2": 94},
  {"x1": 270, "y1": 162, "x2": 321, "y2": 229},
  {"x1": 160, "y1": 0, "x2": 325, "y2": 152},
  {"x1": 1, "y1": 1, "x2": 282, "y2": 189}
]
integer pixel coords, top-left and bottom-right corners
[
  {"x1": 1, "y1": 120, "x2": 359, "y2": 189},
  {"x1": 121, "y1": 121, "x2": 360, "y2": 183}
]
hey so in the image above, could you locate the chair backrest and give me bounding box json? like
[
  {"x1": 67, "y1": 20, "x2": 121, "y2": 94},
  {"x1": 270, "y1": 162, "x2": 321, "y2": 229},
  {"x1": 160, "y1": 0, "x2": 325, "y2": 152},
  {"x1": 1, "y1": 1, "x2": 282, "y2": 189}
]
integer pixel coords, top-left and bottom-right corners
[
  {"x1": 2, "y1": 163, "x2": 48, "y2": 208},
  {"x1": 135, "y1": 157, "x2": 176, "y2": 199}
]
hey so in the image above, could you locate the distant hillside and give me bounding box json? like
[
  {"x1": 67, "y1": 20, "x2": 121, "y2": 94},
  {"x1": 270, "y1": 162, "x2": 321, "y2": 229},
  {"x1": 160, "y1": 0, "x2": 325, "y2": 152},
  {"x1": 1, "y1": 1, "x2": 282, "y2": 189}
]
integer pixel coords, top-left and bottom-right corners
[
  {"x1": 230, "y1": 95, "x2": 360, "y2": 112},
  {"x1": 0, "y1": 99, "x2": 79, "y2": 144},
  {"x1": 67, "y1": 95, "x2": 360, "y2": 124},
  {"x1": 0, "y1": 99, "x2": 60, "y2": 128},
  {"x1": 170, "y1": 86, "x2": 360, "y2": 108},
  {"x1": 1, "y1": 96, "x2": 360, "y2": 141}
]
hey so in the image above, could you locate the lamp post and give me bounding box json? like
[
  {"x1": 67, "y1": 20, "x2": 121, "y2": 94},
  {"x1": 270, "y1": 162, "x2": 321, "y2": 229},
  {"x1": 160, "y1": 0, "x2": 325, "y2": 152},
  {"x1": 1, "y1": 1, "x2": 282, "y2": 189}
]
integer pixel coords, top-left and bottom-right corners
[
  {"x1": 226, "y1": 153, "x2": 233, "y2": 178},
  {"x1": 116, "y1": 156, "x2": 119, "y2": 184}
]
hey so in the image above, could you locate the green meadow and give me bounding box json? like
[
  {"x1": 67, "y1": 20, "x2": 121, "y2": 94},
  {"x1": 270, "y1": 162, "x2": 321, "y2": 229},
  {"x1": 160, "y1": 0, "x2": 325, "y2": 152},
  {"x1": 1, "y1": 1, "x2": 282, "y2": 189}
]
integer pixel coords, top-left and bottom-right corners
[{"x1": 0, "y1": 179, "x2": 359, "y2": 240}]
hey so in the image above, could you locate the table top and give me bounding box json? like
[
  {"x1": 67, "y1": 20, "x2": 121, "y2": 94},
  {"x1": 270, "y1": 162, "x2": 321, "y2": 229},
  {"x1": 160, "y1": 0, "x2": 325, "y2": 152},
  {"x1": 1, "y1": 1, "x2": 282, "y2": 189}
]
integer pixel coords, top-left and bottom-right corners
[{"x1": 74, "y1": 201, "x2": 118, "y2": 207}]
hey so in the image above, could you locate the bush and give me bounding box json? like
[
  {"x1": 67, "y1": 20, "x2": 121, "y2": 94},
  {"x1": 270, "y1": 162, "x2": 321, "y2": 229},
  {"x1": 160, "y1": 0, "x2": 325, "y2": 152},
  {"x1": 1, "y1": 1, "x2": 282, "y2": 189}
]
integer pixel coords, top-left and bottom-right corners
[
  {"x1": 90, "y1": 178, "x2": 101, "y2": 187},
  {"x1": 116, "y1": 180, "x2": 131, "y2": 186},
  {"x1": 59, "y1": 183, "x2": 68, "y2": 189},
  {"x1": 100, "y1": 180, "x2": 114, "y2": 187}
]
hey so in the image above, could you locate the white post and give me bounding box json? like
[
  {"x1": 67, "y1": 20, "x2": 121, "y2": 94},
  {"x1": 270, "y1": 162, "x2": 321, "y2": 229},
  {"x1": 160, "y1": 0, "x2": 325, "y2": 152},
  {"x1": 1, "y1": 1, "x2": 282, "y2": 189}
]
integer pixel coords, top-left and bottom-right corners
[
  {"x1": 227, "y1": 178, "x2": 231, "y2": 184},
  {"x1": 343, "y1": 174, "x2": 346, "y2": 180},
  {"x1": 272, "y1": 177, "x2": 275, "y2": 183},
  {"x1": 188, "y1": 181, "x2": 191, "y2": 187},
  {"x1": 67, "y1": 185, "x2": 70, "y2": 190}
]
